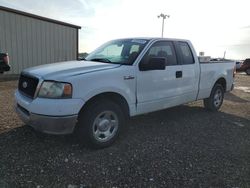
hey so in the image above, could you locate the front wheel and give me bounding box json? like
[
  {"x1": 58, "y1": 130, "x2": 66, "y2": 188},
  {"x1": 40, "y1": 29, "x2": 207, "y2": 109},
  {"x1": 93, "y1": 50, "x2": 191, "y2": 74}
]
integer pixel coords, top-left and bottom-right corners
[
  {"x1": 203, "y1": 84, "x2": 224, "y2": 111},
  {"x1": 76, "y1": 100, "x2": 125, "y2": 148},
  {"x1": 246, "y1": 68, "x2": 250, "y2": 75}
]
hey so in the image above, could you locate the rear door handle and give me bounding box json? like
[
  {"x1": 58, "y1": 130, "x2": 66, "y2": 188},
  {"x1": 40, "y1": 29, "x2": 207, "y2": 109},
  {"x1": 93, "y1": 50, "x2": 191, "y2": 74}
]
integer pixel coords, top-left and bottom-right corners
[{"x1": 176, "y1": 71, "x2": 182, "y2": 78}]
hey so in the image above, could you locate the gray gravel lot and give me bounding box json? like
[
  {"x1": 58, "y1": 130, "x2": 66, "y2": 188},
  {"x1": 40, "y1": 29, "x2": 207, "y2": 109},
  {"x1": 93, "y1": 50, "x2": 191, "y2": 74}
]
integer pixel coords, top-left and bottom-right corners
[{"x1": 0, "y1": 74, "x2": 250, "y2": 187}]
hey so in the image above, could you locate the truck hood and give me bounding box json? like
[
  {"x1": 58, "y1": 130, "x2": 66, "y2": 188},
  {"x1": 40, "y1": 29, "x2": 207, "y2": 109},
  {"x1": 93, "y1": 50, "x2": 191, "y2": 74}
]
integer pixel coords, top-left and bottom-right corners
[{"x1": 23, "y1": 60, "x2": 121, "y2": 80}]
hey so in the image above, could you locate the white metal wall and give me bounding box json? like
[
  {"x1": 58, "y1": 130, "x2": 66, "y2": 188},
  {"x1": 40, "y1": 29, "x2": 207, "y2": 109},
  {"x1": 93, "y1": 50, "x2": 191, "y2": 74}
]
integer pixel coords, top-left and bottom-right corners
[{"x1": 0, "y1": 9, "x2": 78, "y2": 74}]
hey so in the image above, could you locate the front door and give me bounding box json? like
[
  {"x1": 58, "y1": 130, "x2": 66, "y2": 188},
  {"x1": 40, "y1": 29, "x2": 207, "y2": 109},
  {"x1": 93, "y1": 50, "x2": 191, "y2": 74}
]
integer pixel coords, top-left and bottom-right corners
[{"x1": 136, "y1": 40, "x2": 184, "y2": 114}]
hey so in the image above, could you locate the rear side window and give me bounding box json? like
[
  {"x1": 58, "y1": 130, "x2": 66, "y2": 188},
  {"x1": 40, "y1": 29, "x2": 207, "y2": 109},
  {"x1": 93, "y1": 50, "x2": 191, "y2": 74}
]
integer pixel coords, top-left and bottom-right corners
[
  {"x1": 178, "y1": 42, "x2": 194, "y2": 65},
  {"x1": 144, "y1": 41, "x2": 177, "y2": 66}
]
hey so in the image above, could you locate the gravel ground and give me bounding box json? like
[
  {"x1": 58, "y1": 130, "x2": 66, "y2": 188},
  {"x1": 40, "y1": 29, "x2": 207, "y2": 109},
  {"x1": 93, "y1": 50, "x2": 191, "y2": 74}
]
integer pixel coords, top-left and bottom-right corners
[{"x1": 0, "y1": 73, "x2": 249, "y2": 187}]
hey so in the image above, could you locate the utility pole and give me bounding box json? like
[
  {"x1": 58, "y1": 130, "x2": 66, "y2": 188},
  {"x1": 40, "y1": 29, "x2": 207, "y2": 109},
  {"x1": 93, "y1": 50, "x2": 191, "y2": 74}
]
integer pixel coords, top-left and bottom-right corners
[
  {"x1": 223, "y1": 51, "x2": 226, "y2": 59},
  {"x1": 157, "y1": 13, "x2": 170, "y2": 38}
]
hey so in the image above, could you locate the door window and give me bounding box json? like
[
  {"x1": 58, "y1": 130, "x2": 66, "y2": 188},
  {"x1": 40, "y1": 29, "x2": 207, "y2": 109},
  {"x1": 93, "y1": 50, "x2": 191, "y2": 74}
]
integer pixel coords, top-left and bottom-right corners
[{"x1": 142, "y1": 41, "x2": 178, "y2": 66}]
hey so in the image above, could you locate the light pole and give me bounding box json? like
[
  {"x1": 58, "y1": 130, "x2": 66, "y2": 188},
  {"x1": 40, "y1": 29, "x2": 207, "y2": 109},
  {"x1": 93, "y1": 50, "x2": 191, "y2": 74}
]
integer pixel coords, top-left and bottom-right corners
[{"x1": 157, "y1": 13, "x2": 170, "y2": 38}]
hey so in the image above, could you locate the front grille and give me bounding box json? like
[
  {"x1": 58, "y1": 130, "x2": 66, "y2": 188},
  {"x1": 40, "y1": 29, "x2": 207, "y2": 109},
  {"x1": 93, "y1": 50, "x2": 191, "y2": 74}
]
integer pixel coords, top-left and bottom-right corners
[{"x1": 18, "y1": 74, "x2": 39, "y2": 98}]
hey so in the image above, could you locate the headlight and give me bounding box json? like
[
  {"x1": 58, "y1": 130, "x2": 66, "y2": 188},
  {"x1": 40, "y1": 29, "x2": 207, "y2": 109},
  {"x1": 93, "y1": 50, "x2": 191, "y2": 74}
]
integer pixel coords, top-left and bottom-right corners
[{"x1": 38, "y1": 81, "x2": 72, "y2": 99}]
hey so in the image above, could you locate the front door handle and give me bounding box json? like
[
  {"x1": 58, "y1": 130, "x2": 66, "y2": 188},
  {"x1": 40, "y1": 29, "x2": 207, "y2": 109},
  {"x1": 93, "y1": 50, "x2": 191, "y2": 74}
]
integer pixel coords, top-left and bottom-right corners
[
  {"x1": 176, "y1": 71, "x2": 182, "y2": 78},
  {"x1": 124, "y1": 76, "x2": 135, "y2": 80}
]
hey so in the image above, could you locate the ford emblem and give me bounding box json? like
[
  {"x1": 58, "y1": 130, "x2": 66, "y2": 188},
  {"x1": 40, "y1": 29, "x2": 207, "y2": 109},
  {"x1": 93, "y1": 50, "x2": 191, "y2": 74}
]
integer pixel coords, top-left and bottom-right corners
[{"x1": 22, "y1": 81, "x2": 28, "y2": 88}]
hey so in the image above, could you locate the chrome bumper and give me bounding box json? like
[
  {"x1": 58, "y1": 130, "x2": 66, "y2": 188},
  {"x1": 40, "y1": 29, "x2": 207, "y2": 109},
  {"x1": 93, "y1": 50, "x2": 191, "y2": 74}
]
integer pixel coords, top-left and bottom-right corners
[{"x1": 16, "y1": 104, "x2": 78, "y2": 135}]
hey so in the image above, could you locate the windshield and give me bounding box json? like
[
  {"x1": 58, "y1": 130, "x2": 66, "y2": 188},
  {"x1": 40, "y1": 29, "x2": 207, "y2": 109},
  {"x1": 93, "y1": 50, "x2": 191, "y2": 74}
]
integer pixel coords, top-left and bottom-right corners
[{"x1": 85, "y1": 39, "x2": 149, "y2": 65}]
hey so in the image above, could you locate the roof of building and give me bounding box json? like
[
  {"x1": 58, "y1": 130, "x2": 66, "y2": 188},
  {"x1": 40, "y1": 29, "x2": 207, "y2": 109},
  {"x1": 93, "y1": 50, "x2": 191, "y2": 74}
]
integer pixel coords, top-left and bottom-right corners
[{"x1": 0, "y1": 6, "x2": 81, "y2": 29}]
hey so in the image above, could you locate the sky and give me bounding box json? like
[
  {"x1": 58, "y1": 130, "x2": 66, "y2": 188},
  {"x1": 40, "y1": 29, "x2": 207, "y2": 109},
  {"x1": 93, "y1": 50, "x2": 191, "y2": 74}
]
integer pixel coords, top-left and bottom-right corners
[{"x1": 0, "y1": 0, "x2": 250, "y2": 59}]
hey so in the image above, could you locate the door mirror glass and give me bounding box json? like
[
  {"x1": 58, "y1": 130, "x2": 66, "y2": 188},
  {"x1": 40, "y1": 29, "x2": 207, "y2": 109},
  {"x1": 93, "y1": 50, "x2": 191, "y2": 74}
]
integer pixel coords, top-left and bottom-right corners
[{"x1": 139, "y1": 57, "x2": 166, "y2": 71}]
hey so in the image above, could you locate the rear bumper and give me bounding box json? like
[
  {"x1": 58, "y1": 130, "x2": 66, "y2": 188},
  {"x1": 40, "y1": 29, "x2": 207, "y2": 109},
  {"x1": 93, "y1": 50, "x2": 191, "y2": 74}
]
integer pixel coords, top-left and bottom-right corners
[{"x1": 16, "y1": 105, "x2": 77, "y2": 135}]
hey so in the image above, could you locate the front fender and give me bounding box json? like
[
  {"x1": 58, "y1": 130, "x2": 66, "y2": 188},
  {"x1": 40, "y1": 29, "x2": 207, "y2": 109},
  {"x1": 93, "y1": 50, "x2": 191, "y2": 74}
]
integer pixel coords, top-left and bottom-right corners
[
  {"x1": 83, "y1": 87, "x2": 132, "y2": 104},
  {"x1": 82, "y1": 87, "x2": 137, "y2": 116}
]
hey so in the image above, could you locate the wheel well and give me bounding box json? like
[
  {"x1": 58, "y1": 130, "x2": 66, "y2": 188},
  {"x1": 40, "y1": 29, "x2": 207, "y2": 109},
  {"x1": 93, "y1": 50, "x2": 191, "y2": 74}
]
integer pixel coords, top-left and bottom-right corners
[
  {"x1": 79, "y1": 92, "x2": 130, "y2": 117},
  {"x1": 215, "y1": 78, "x2": 226, "y2": 91}
]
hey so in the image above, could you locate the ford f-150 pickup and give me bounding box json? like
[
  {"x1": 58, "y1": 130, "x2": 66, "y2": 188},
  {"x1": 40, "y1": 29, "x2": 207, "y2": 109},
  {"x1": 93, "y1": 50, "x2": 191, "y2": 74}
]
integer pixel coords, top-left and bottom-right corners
[{"x1": 15, "y1": 38, "x2": 235, "y2": 148}]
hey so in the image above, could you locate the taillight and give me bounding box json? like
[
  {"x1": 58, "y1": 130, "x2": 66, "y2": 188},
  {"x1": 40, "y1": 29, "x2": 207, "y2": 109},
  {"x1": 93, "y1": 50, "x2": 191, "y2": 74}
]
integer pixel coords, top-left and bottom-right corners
[
  {"x1": 3, "y1": 54, "x2": 9, "y2": 65},
  {"x1": 233, "y1": 65, "x2": 236, "y2": 78}
]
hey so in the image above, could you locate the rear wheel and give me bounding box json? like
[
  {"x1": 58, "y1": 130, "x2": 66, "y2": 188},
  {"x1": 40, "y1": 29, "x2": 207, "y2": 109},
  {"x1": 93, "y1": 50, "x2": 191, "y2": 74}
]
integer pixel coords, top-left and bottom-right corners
[
  {"x1": 76, "y1": 99, "x2": 125, "y2": 148},
  {"x1": 203, "y1": 84, "x2": 224, "y2": 111},
  {"x1": 246, "y1": 68, "x2": 250, "y2": 75}
]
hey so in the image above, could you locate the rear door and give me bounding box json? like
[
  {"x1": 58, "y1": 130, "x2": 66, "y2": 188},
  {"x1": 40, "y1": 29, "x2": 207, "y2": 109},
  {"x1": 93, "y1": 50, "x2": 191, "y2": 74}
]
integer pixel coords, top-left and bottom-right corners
[{"x1": 174, "y1": 41, "x2": 200, "y2": 102}]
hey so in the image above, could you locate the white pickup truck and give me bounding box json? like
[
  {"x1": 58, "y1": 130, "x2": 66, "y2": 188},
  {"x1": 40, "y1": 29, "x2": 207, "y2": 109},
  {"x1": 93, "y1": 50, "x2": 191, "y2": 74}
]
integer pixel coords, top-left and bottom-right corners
[{"x1": 15, "y1": 38, "x2": 235, "y2": 148}]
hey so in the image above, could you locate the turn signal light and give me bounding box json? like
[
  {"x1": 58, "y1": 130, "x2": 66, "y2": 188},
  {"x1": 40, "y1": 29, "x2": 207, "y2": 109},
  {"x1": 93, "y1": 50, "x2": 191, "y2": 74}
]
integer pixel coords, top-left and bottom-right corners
[{"x1": 63, "y1": 84, "x2": 72, "y2": 96}]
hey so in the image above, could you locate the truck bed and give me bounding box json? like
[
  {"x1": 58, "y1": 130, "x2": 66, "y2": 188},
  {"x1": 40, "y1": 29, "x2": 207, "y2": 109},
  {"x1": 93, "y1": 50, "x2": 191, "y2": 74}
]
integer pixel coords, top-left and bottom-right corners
[{"x1": 197, "y1": 61, "x2": 235, "y2": 100}]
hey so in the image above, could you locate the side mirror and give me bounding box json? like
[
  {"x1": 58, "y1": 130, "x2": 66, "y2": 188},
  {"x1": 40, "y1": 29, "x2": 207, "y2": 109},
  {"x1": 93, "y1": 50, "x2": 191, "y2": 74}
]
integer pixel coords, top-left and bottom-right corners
[{"x1": 139, "y1": 57, "x2": 166, "y2": 71}]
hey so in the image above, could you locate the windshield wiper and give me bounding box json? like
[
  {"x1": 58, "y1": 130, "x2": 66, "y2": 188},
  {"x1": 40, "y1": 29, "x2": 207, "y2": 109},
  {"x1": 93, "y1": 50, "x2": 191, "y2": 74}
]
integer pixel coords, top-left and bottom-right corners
[{"x1": 89, "y1": 58, "x2": 112, "y2": 63}]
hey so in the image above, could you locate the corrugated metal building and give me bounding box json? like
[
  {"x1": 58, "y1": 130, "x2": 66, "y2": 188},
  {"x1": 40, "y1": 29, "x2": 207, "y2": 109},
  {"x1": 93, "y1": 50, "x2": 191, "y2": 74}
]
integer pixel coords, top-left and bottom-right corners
[{"x1": 0, "y1": 6, "x2": 81, "y2": 75}]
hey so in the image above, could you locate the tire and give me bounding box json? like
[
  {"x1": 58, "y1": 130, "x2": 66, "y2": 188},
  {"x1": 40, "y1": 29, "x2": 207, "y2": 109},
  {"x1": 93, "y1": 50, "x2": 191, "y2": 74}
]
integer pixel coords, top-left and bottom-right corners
[
  {"x1": 246, "y1": 68, "x2": 250, "y2": 75},
  {"x1": 203, "y1": 84, "x2": 224, "y2": 112},
  {"x1": 76, "y1": 99, "x2": 125, "y2": 148}
]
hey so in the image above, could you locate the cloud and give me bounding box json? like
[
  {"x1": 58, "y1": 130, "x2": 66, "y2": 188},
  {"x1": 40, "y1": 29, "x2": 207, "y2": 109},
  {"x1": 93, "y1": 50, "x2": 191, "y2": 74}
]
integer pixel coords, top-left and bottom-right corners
[
  {"x1": 1, "y1": 0, "x2": 249, "y2": 59},
  {"x1": 240, "y1": 25, "x2": 250, "y2": 30},
  {"x1": 0, "y1": 0, "x2": 95, "y2": 23}
]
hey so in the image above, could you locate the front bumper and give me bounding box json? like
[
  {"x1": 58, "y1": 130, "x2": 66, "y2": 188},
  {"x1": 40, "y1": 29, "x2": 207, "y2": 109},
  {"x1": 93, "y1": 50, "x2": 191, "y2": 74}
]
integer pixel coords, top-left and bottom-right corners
[
  {"x1": 16, "y1": 104, "x2": 78, "y2": 135},
  {"x1": 15, "y1": 90, "x2": 85, "y2": 134}
]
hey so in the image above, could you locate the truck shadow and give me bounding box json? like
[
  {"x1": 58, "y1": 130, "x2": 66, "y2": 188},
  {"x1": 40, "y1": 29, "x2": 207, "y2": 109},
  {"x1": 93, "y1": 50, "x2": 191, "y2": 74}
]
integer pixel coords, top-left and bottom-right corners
[
  {"x1": 224, "y1": 92, "x2": 249, "y2": 103},
  {"x1": 0, "y1": 105, "x2": 250, "y2": 186}
]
